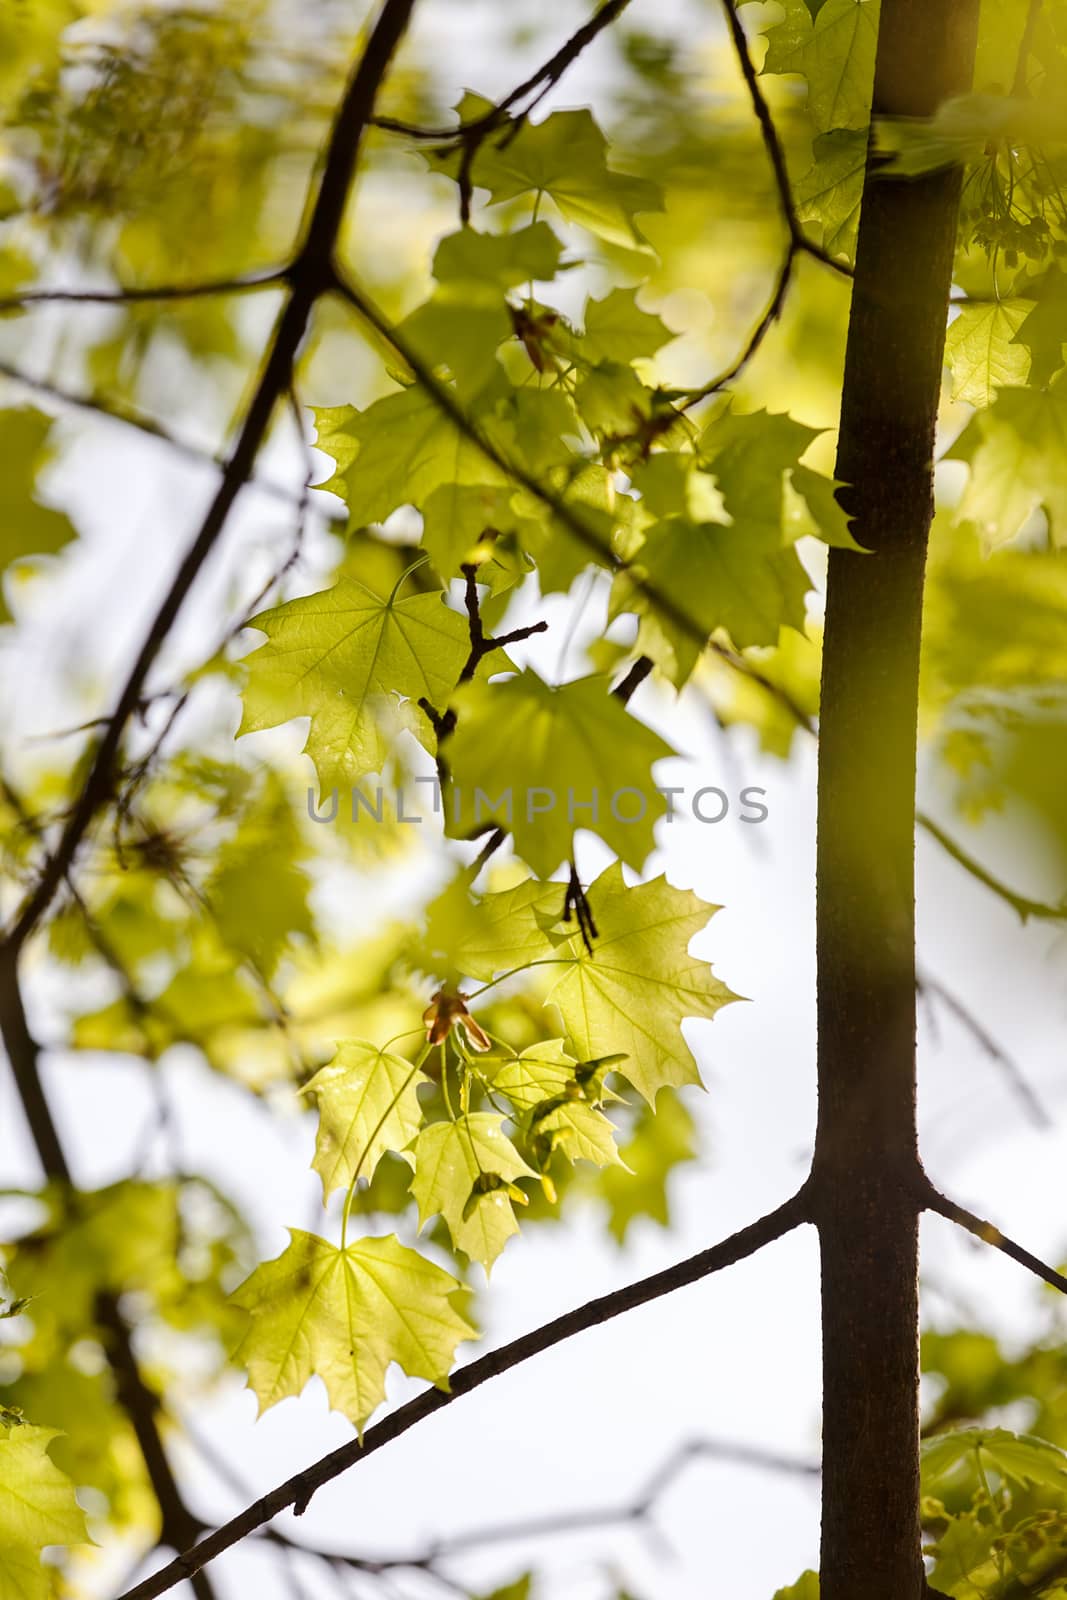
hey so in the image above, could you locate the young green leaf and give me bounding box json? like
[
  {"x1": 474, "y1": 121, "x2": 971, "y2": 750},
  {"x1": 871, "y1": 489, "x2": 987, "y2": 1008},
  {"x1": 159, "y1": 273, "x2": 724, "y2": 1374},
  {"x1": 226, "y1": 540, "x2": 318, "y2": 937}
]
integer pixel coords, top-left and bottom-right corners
[
  {"x1": 238, "y1": 578, "x2": 472, "y2": 789},
  {"x1": 546, "y1": 862, "x2": 739, "y2": 1103},
  {"x1": 409, "y1": 1113, "x2": 537, "y2": 1272},
  {"x1": 762, "y1": 0, "x2": 878, "y2": 134},
  {"x1": 231, "y1": 1231, "x2": 475, "y2": 1430},
  {"x1": 0, "y1": 1422, "x2": 89, "y2": 1591},
  {"x1": 945, "y1": 299, "x2": 1033, "y2": 408},
  {"x1": 446, "y1": 670, "x2": 675, "y2": 876},
  {"x1": 304, "y1": 1040, "x2": 428, "y2": 1201},
  {"x1": 0, "y1": 411, "x2": 78, "y2": 625},
  {"x1": 457, "y1": 105, "x2": 662, "y2": 248}
]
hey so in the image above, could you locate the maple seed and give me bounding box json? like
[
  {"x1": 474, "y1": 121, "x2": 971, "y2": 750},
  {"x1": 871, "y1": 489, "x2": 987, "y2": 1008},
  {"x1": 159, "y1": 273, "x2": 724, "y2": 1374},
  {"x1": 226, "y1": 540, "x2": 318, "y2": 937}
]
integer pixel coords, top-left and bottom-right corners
[{"x1": 422, "y1": 988, "x2": 492, "y2": 1051}]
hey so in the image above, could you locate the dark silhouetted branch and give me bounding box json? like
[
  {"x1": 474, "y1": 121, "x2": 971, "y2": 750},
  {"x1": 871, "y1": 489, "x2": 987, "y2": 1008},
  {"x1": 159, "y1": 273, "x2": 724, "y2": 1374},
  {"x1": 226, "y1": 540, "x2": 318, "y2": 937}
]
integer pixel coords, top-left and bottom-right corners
[
  {"x1": 923, "y1": 1185, "x2": 1067, "y2": 1295},
  {"x1": 113, "y1": 1188, "x2": 811, "y2": 1600}
]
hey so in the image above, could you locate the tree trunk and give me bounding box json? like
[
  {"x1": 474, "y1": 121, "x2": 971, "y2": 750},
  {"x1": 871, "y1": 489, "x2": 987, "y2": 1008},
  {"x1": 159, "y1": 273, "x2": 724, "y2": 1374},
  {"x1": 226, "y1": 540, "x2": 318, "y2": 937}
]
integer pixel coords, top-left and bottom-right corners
[{"x1": 812, "y1": 2, "x2": 979, "y2": 1597}]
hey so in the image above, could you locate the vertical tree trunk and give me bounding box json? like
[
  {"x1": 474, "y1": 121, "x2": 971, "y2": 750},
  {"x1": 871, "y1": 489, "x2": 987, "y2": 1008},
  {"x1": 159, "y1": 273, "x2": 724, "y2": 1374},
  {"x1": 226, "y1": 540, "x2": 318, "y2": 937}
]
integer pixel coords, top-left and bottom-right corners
[{"x1": 812, "y1": 2, "x2": 979, "y2": 1597}]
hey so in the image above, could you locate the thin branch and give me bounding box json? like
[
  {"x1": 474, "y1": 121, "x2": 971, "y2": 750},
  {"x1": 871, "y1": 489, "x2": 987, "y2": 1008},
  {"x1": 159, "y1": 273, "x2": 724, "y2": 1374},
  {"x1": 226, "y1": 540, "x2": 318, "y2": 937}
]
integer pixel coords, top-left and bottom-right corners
[
  {"x1": 612, "y1": 655, "x2": 653, "y2": 704},
  {"x1": 0, "y1": 267, "x2": 286, "y2": 317},
  {"x1": 0, "y1": 356, "x2": 307, "y2": 509},
  {"x1": 1012, "y1": 0, "x2": 1043, "y2": 95},
  {"x1": 917, "y1": 811, "x2": 1067, "y2": 924},
  {"x1": 719, "y1": 0, "x2": 852, "y2": 279},
  {"x1": 330, "y1": 270, "x2": 742, "y2": 668},
  {"x1": 372, "y1": 0, "x2": 632, "y2": 141},
  {"x1": 681, "y1": 246, "x2": 797, "y2": 408},
  {"x1": 0, "y1": 952, "x2": 218, "y2": 1600},
  {"x1": 257, "y1": 1431, "x2": 818, "y2": 1578},
  {"x1": 0, "y1": 0, "x2": 418, "y2": 956},
  {"x1": 669, "y1": 0, "x2": 851, "y2": 412},
  {"x1": 113, "y1": 1188, "x2": 811, "y2": 1600},
  {"x1": 922, "y1": 1185, "x2": 1067, "y2": 1295},
  {"x1": 456, "y1": 563, "x2": 548, "y2": 683},
  {"x1": 917, "y1": 970, "x2": 1053, "y2": 1131}
]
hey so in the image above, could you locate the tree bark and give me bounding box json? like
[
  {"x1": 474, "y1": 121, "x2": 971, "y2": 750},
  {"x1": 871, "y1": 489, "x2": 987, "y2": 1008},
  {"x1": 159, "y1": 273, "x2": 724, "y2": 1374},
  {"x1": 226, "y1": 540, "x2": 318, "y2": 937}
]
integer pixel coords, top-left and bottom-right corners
[{"x1": 812, "y1": 2, "x2": 979, "y2": 1597}]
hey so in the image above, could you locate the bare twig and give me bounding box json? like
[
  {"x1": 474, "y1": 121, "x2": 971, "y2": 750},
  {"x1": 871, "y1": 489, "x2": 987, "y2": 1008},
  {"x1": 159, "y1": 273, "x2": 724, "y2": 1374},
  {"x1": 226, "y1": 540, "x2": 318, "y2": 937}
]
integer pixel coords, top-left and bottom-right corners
[
  {"x1": 917, "y1": 970, "x2": 1053, "y2": 1130},
  {"x1": 612, "y1": 656, "x2": 654, "y2": 704},
  {"x1": 922, "y1": 1185, "x2": 1067, "y2": 1296},
  {"x1": 673, "y1": 0, "x2": 853, "y2": 410},
  {"x1": 372, "y1": 0, "x2": 632, "y2": 140},
  {"x1": 917, "y1": 812, "x2": 1067, "y2": 924},
  {"x1": 0, "y1": 267, "x2": 286, "y2": 317},
  {"x1": 113, "y1": 1188, "x2": 811, "y2": 1600},
  {"x1": 0, "y1": 356, "x2": 307, "y2": 508},
  {"x1": 719, "y1": 0, "x2": 852, "y2": 280}
]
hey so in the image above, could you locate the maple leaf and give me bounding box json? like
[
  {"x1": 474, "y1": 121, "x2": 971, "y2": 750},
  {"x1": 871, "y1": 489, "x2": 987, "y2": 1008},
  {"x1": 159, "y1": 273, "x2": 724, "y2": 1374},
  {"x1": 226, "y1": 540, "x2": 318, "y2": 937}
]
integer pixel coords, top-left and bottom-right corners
[
  {"x1": 237, "y1": 577, "x2": 471, "y2": 790},
  {"x1": 409, "y1": 1114, "x2": 537, "y2": 1272},
  {"x1": 446, "y1": 670, "x2": 675, "y2": 876},
  {"x1": 230, "y1": 1231, "x2": 475, "y2": 1430},
  {"x1": 303, "y1": 1040, "x2": 428, "y2": 1201},
  {"x1": 0, "y1": 410, "x2": 78, "y2": 624},
  {"x1": 0, "y1": 1421, "x2": 89, "y2": 1595},
  {"x1": 546, "y1": 862, "x2": 739, "y2": 1103}
]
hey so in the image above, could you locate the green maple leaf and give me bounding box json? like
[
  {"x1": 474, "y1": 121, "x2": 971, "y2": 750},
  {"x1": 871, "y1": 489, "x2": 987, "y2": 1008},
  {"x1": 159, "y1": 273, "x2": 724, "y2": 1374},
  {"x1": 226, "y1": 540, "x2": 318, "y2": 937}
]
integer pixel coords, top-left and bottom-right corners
[
  {"x1": 546, "y1": 862, "x2": 739, "y2": 1103},
  {"x1": 237, "y1": 577, "x2": 472, "y2": 790},
  {"x1": 597, "y1": 1089, "x2": 697, "y2": 1243},
  {"x1": 793, "y1": 129, "x2": 867, "y2": 264},
  {"x1": 420, "y1": 482, "x2": 529, "y2": 581},
  {"x1": 446, "y1": 670, "x2": 675, "y2": 876},
  {"x1": 0, "y1": 411, "x2": 78, "y2": 624},
  {"x1": 419, "y1": 874, "x2": 564, "y2": 984},
  {"x1": 313, "y1": 392, "x2": 507, "y2": 532},
  {"x1": 304, "y1": 1040, "x2": 428, "y2": 1200},
  {"x1": 773, "y1": 1576, "x2": 820, "y2": 1600},
  {"x1": 458, "y1": 104, "x2": 662, "y2": 248},
  {"x1": 432, "y1": 222, "x2": 564, "y2": 288},
  {"x1": 409, "y1": 1114, "x2": 536, "y2": 1272},
  {"x1": 207, "y1": 773, "x2": 314, "y2": 978},
  {"x1": 491, "y1": 1039, "x2": 580, "y2": 1112},
  {"x1": 616, "y1": 516, "x2": 811, "y2": 684},
  {"x1": 700, "y1": 405, "x2": 821, "y2": 524},
  {"x1": 0, "y1": 1422, "x2": 89, "y2": 1593},
  {"x1": 580, "y1": 288, "x2": 674, "y2": 365},
  {"x1": 762, "y1": 0, "x2": 879, "y2": 134},
  {"x1": 950, "y1": 386, "x2": 1067, "y2": 546},
  {"x1": 921, "y1": 1427, "x2": 1067, "y2": 1494},
  {"x1": 532, "y1": 1099, "x2": 623, "y2": 1168},
  {"x1": 230, "y1": 1230, "x2": 474, "y2": 1429},
  {"x1": 399, "y1": 283, "x2": 511, "y2": 399},
  {"x1": 945, "y1": 299, "x2": 1033, "y2": 407},
  {"x1": 1011, "y1": 267, "x2": 1067, "y2": 388}
]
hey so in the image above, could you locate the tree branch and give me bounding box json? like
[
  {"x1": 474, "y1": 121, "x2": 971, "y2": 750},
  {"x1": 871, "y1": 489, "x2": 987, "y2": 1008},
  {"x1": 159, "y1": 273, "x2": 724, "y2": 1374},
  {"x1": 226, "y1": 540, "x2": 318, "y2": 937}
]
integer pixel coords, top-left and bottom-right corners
[
  {"x1": 916, "y1": 970, "x2": 1053, "y2": 1131},
  {"x1": 0, "y1": 268, "x2": 286, "y2": 317},
  {"x1": 922, "y1": 1185, "x2": 1067, "y2": 1295},
  {"x1": 254, "y1": 1431, "x2": 818, "y2": 1577},
  {"x1": 719, "y1": 0, "x2": 852, "y2": 279},
  {"x1": 113, "y1": 1188, "x2": 811, "y2": 1600},
  {"x1": 330, "y1": 269, "x2": 746, "y2": 668},
  {"x1": 372, "y1": 0, "x2": 632, "y2": 141},
  {"x1": 0, "y1": 356, "x2": 307, "y2": 509},
  {"x1": 0, "y1": 0, "x2": 418, "y2": 957},
  {"x1": 0, "y1": 950, "x2": 218, "y2": 1600},
  {"x1": 917, "y1": 811, "x2": 1067, "y2": 923}
]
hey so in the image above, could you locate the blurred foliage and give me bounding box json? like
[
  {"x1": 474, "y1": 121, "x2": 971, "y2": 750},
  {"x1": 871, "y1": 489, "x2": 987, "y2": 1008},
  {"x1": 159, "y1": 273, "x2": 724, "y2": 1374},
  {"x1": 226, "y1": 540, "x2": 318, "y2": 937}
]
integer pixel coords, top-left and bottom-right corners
[{"x1": 2, "y1": 0, "x2": 1067, "y2": 1597}]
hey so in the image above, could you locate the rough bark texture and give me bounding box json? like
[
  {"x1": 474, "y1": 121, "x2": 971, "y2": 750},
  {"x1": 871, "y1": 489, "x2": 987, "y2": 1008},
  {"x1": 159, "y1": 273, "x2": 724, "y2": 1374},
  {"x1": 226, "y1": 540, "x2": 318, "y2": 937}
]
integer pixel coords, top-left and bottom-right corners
[{"x1": 812, "y1": 2, "x2": 980, "y2": 1596}]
